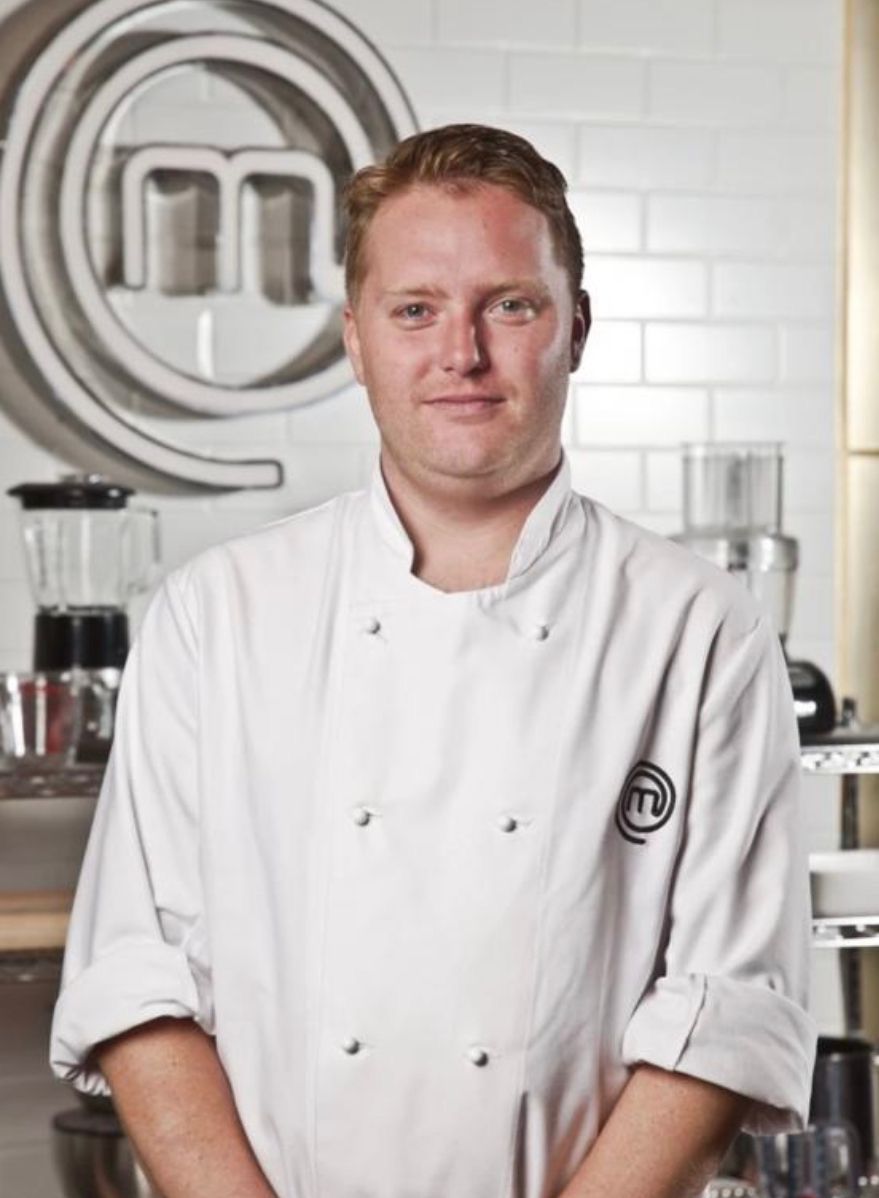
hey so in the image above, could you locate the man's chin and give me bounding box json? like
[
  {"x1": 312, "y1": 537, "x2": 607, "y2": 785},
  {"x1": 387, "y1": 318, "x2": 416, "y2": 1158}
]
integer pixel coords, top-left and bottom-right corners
[
  {"x1": 413, "y1": 452, "x2": 509, "y2": 485},
  {"x1": 381, "y1": 435, "x2": 561, "y2": 493}
]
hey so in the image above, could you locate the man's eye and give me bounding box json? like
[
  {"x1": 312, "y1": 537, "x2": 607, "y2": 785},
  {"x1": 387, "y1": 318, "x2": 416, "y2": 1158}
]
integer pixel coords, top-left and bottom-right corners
[
  {"x1": 399, "y1": 303, "x2": 429, "y2": 320},
  {"x1": 495, "y1": 297, "x2": 534, "y2": 317}
]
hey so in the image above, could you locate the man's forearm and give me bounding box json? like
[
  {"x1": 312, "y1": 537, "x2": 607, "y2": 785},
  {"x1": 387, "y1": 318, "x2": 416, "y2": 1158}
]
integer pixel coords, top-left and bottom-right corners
[
  {"x1": 557, "y1": 1064, "x2": 750, "y2": 1198},
  {"x1": 94, "y1": 1016, "x2": 275, "y2": 1198}
]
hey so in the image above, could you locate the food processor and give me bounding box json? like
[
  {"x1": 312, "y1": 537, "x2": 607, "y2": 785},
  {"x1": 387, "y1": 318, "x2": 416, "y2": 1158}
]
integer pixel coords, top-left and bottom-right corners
[
  {"x1": 672, "y1": 443, "x2": 836, "y2": 737},
  {"x1": 2, "y1": 474, "x2": 160, "y2": 767}
]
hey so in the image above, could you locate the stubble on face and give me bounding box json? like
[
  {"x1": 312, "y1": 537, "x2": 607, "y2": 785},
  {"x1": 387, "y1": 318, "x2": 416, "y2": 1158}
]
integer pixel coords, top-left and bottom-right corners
[{"x1": 344, "y1": 182, "x2": 585, "y2": 506}]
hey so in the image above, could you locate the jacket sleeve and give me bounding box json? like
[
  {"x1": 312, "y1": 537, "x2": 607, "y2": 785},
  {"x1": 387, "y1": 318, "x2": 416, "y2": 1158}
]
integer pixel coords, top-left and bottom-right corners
[
  {"x1": 49, "y1": 570, "x2": 214, "y2": 1096},
  {"x1": 621, "y1": 613, "x2": 817, "y2": 1135}
]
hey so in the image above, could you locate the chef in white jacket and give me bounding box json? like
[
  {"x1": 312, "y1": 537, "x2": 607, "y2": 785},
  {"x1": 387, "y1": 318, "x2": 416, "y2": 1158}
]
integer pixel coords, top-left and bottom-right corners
[{"x1": 50, "y1": 124, "x2": 816, "y2": 1198}]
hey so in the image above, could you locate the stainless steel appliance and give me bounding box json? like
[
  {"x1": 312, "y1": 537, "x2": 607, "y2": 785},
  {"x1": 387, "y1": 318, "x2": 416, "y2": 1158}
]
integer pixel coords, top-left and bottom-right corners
[
  {"x1": 672, "y1": 443, "x2": 836, "y2": 736},
  {"x1": 810, "y1": 1035, "x2": 878, "y2": 1181},
  {"x1": 52, "y1": 1094, "x2": 160, "y2": 1198}
]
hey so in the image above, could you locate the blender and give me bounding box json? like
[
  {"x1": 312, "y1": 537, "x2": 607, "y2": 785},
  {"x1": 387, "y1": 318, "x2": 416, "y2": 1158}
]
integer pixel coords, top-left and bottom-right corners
[
  {"x1": 5, "y1": 474, "x2": 160, "y2": 763},
  {"x1": 8, "y1": 474, "x2": 159, "y2": 671},
  {"x1": 672, "y1": 443, "x2": 836, "y2": 737}
]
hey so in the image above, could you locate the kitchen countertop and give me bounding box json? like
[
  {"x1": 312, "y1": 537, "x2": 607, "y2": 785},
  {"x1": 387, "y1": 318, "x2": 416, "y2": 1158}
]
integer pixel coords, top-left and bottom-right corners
[{"x1": 0, "y1": 891, "x2": 71, "y2": 953}]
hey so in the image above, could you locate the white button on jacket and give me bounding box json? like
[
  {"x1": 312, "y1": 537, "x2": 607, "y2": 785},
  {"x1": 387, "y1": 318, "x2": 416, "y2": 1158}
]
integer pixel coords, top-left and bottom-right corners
[{"x1": 50, "y1": 453, "x2": 817, "y2": 1198}]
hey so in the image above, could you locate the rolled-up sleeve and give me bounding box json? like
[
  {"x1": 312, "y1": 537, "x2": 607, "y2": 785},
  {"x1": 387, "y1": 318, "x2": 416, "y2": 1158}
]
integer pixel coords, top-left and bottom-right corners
[
  {"x1": 50, "y1": 571, "x2": 213, "y2": 1096},
  {"x1": 621, "y1": 614, "x2": 817, "y2": 1134}
]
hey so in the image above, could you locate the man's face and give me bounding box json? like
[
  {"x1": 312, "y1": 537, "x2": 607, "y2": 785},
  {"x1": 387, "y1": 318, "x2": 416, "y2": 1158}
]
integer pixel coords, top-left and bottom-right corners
[{"x1": 343, "y1": 182, "x2": 590, "y2": 498}]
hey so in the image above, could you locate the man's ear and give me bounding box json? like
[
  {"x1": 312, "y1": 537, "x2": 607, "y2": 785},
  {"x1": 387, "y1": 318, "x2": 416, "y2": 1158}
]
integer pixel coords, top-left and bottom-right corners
[
  {"x1": 570, "y1": 289, "x2": 592, "y2": 373},
  {"x1": 343, "y1": 302, "x2": 366, "y2": 385}
]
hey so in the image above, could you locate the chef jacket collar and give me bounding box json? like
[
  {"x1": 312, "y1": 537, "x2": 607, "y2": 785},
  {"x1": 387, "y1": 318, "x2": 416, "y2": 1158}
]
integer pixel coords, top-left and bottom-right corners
[{"x1": 368, "y1": 450, "x2": 574, "y2": 584}]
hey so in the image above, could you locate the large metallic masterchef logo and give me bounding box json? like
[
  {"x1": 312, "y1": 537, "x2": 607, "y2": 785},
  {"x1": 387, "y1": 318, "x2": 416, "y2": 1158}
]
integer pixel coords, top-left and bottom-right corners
[{"x1": 0, "y1": 0, "x2": 416, "y2": 488}]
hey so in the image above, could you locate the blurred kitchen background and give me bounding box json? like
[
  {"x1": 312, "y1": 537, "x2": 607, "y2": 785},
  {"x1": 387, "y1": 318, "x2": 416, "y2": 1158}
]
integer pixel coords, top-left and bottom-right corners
[{"x1": 0, "y1": 0, "x2": 872, "y2": 1195}]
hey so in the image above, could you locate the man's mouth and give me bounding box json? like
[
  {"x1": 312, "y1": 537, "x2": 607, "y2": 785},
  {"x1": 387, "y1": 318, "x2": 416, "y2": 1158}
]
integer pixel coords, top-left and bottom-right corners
[{"x1": 425, "y1": 395, "x2": 505, "y2": 410}]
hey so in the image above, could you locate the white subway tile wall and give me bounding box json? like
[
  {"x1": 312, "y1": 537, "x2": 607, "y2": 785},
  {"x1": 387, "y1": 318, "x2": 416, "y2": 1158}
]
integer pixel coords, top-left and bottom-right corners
[
  {"x1": 648, "y1": 195, "x2": 781, "y2": 257},
  {"x1": 573, "y1": 321, "x2": 643, "y2": 383},
  {"x1": 579, "y1": 0, "x2": 715, "y2": 57},
  {"x1": 567, "y1": 448, "x2": 643, "y2": 513},
  {"x1": 438, "y1": 0, "x2": 578, "y2": 47},
  {"x1": 783, "y1": 66, "x2": 841, "y2": 131},
  {"x1": 645, "y1": 323, "x2": 778, "y2": 384},
  {"x1": 717, "y1": 0, "x2": 841, "y2": 63},
  {"x1": 385, "y1": 46, "x2": 507, "y2": 109},
  {"x1": 574, "y1": 386, "x2": 711, "y2": 446},
  {"x1": 712, "y1": 263, "x2": 836, "y2": 321},
  {"x1": 317, "y1": 0, "x2": 434, "y2": 44},
  {"x1": 567, "y1": 191, "x2": 643, "y2": 254},
  {"x1": 648, "y1": 60, "x2": 785, "y2": 128},
  {"x1": 507, "y1": 53, "x2": 646, "y2": 118},
  {"x1": 717, "y1": 130, "x2": 837, "y2": 194},
  {"x1": 587, "y1": 256, "x2": 707, "y2": 318},
  {"x1": 645, "y1": 450, "x2": 684, "y2": 513},
  {"x1": 0, "y1": 0, "x2": 841, "y2": 678},
  {"x1": 578, "y1": 124, "x2": 715, "y2": 189},
  {"x1": 713, "y1": 388, "x2": 834, "y2": 447},
  {"x1": 781, "y1": 325, "x2": 837, "y2": 384}
]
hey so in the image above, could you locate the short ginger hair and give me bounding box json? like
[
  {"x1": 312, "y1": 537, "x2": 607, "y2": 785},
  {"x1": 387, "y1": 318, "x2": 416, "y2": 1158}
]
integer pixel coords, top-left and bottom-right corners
[{"x1": 342, "y1": 123, "x2": 584, "y2": 304}]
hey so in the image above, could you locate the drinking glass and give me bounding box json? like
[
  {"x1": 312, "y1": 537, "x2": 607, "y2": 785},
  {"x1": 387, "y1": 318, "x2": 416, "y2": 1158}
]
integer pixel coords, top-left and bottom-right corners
[{"x1": 754, "y1": 1122, "x2": 858, "y2": 1198}]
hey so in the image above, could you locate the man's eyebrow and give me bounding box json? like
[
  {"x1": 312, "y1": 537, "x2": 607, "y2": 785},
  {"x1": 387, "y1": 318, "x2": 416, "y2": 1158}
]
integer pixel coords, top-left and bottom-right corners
[
  {"x1": 382, "y1": 286, "x2": 448, "y2": 299},
  {"x1": 381, "y1": 280, "x2": 553, "y2": 301},
  {"x1": 482, "y1": 278, "x2": 552, "y2": 302}
]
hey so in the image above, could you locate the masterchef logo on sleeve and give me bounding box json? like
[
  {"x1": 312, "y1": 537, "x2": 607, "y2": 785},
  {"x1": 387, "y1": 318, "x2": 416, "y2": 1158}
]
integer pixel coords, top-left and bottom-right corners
[{"x1": 615, "y1": 761, "x2": 677, "y2": 846}]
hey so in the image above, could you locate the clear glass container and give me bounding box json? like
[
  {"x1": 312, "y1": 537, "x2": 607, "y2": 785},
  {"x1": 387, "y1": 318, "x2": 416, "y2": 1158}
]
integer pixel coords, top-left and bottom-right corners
[
  {"x1": 755, "y1": 1123, "x2": 859, "y2": 1197},
  {"x1": 19, "y1": 507, "x2": 159, "y2": 611},
  {"x1": 682, "y1": 442, "x2": 783, "y2": 535},
  {"x1": 0, "y1": 671, "x2": 81, "y2": 770}
]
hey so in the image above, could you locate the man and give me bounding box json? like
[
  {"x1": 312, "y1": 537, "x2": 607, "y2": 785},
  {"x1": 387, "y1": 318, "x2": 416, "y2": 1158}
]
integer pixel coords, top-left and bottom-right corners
[{"x1": 50, "y1": 124, "x2": 816, "y2": 1198}]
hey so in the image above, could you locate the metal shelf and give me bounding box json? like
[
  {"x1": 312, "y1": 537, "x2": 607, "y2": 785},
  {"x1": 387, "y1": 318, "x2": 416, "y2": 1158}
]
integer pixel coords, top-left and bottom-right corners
[
  {"x1": 0, "y1": 764, "x2": 104, "y2": 799},
  {"x1": 805, "y1": 722, "x2": 879, "y2": 977},
  {"x1": 800, "y1": 724, "x2": 879, "y2": 775},
  {"x1": 812, "y1": 916, "x2": 879, "y2": 949},
  {"x1": 0, "y1": 949, "x2": 63, "y2": 984}
]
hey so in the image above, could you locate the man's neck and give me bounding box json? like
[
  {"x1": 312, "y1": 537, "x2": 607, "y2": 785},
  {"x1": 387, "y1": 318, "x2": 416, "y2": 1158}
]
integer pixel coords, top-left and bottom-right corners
[{"x1": 379, "y1": 452, "x2": 562, "y2": 592}]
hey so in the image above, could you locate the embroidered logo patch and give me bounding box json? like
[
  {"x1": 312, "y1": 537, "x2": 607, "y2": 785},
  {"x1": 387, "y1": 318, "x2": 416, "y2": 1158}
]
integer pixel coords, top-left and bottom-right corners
[{"x1": 615, "y1": 761, "x2": 676, "y2": 845}]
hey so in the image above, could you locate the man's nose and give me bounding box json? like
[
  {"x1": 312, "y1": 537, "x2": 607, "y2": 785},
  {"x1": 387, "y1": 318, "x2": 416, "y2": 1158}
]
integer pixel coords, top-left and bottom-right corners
[{"x1": 440, "y1": 311, "x2": 488, "y2": 374}]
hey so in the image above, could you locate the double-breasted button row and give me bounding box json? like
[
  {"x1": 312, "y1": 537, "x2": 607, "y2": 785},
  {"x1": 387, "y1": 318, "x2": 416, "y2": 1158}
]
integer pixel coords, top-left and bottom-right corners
[
  {"x1": 350, "y1": 807, "x2": 522, "y2": 833},
  {"x1": 345, "y1": 607, "x2": 526, "y2": 1081},
  {"x1": 339, "y1": 1038, "x2": 491, "y2": 1066},
  {"x1": 359, "y1": 615, "x2": 552, "y2": 641}
]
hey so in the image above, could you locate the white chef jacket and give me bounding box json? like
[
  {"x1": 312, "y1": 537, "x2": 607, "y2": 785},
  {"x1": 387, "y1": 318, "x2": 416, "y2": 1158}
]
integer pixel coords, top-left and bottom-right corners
[{"x1": 50, "y1": 451, "x2": 816, "y2": 1198}]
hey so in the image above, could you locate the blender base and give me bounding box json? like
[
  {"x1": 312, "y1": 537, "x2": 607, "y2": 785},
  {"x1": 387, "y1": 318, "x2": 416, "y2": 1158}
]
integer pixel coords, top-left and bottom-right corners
[{"x1": 34, "y1": 610, "x2": 130, "y2": 671}]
